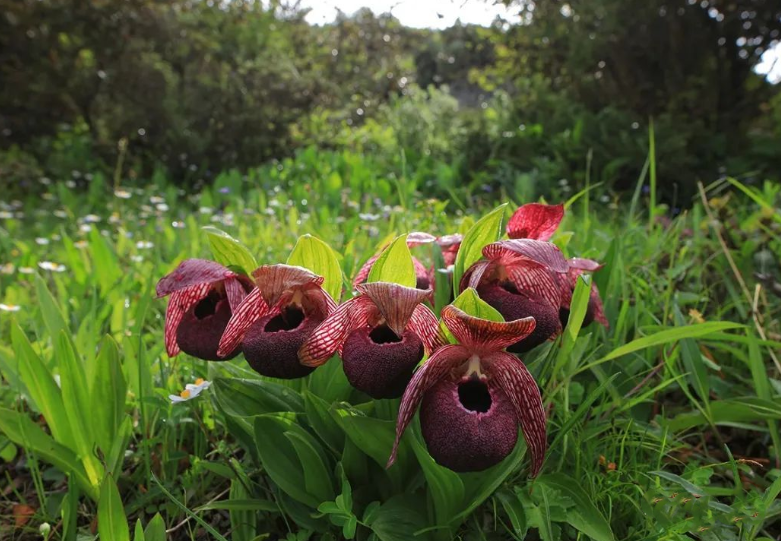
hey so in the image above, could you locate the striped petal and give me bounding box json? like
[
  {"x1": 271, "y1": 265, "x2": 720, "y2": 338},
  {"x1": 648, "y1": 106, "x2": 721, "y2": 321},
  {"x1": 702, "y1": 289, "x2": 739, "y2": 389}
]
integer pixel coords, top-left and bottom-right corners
[
  {"x1": 507, "y1": 203, "x2": 564, "y2": 241},
  {"x1": 164, "y1": 283, "x2": 211, "y2": 357},
  {"x1": 410, "y1": 304, "x2": 447, "y2": 354},
  {"x1": 216, "y1": 288, "x2": 270, "y2": 357},
  {"x1": 437, "y1": 234, "x2": 462, "y2": 266},
  {"x1": 406, "y1": 232, "x2": 437, "y2": 247},
  {"x1": 568, "y1": 257, "x2": 604, "y2": 273},
  {"x1": 567, "y1": 258, "x2": 608, "y2": 327},
  {"x1": 224, "y1": 275, "x2": 251, "y2": 312},
  {"x1": 461, "y1": 260, "x2": 492, "y2": 292},
  {"x1": 156, "y1": 259, "x2": 235, "y2": 298},
  {"x1": 387, "y1": 344, "x2": 470, "y2": 468},
  {"x1": 299, "y1": 296, "x2": 376, "y2": 367},
  {"x1": 356, "y1": 282, "x2": 431, "y2": 338},
  {"x1": 506, "y1": 262, "x2": 564, "y2": 310},
  {"x1": 441, "y1": 305, "x2": 536, "y2": 354},
  {"x1": 483, "y1": 239, "x2": 569, "y2": 274},
  {"x1": 590, "y1": 282, "x2": 609, "y2": 327},
  {"x1": 252, "y1": 264, "x2": 324, "y2": 309},
  {"x1": 484, "y1": 351, "x2": 547, "y2": 477}
]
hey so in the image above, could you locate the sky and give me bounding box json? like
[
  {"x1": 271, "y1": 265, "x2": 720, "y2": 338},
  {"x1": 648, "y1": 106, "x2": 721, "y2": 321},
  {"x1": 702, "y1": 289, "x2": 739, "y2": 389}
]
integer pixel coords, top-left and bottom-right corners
[{"x1": 299, "y1": 0, "x2": 780, "y2": 84}]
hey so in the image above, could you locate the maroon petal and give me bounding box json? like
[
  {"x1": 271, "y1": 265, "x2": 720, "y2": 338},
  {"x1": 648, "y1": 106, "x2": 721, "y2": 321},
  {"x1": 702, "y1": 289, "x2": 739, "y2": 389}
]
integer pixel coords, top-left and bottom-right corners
[
  {"x1": 217, "y1": 288, "x2": 270, "y2": 357},
  {"x1": 356, "y1": 282, "x2": 430, "y2": 338},
  {"x1": 568, "y1": 257, "x2": 604, "y2": 273},
  {"x1": 436, "y1": 234, "x2": 463, "y2": 267},
  {"x1": 506, "y1": 203, "x2": 564, "y2": 241},
  {"x1": 298, "y1": 295, "x2": 376, "y2": 367},
  {"x1": 406, "y1": 231, "x2": 437, "y2": 247},
  {"x1": 252, "y1": 264, "x2": 325, "y2": 310},
  {"x1": 413, "y1": 257, "x2": 432, "y2": 290},
  {"x1": 387, "y1": 344, "x2": 471, "y2": 468},
  {"x1": 441, "y1": 305, "x2": 536, "y2": 355},
  {"x1": 461, "y1": 260, "x2": 492, "y2": 292},
  {"x1": 505, "y1": 262, "x2": 564, "y2": 311},
  {"x1": 352, "y1": 254, "x2": 379, "y2": 288},
  {"x1": 483, "y1": 239, "x2": 569, "y2": 274},
  {"x1": 410, "y1": 304, "x2": 447, "y2": 354},
  {"x1": 225, "y1": 275, "x2": 250, "y2": 312},
  {"x1": 589, "y1": 282, "x2": 609, "y2": 327},
  {"x1": 156, "y1": 259, "x2": 235, "y2": 298},
  {"x1": 164, "y1": 284, "x2": 212, "y2": 357},
  {"x1": 483, "y1": 351, "x2": 547, "y2": 476}
]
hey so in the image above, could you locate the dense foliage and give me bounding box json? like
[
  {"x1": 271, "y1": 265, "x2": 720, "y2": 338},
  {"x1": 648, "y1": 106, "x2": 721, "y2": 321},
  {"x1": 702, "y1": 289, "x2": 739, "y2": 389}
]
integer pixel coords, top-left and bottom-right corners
[{"x1": 2, "y1": 0, "x2": 780, "y2": 202}]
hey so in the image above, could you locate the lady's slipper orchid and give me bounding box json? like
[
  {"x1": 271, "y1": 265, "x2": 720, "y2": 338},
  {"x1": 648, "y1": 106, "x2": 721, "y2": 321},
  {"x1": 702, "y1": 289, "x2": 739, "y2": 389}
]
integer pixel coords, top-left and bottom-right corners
[
  {"x1": 388, "y1": 304, "x2": 546, "y2": 474},
  {"x1": 156, "y1": 259, "x2": 252, "y2": 361},
  {"x1": 558, "y1": 257, "x2": 608, "y2": 328},
  {"x1": 463, "y1": 239, "x2": 569, "y2": 352},
  {"x1": 353, "y1": 232, "x2": 436, "y2": 290},
  {"x1": 436, "y1": 234, "x2": 462, "y2": 267},
  {"x1": 217, "y1": 265, "x2": 337, "y2": 379},
  {"x1": 506, "y1": 202, "x2": 564, "y2": 241},
  {"x1": 299, "y1": 282, "x2": 446, "y2": 399}
]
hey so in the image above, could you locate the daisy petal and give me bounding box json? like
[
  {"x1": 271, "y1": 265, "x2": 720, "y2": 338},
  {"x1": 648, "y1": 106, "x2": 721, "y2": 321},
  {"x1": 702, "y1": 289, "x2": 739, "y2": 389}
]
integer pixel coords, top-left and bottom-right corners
[
  {"x1": 507, "y1": 203, "x2": 564, "y2": 241},
  {"x1": 299, "y1": 296, "x2": 376, "y2": 367},
  {"x1": 484, "y1": 351, "x2": 547, "y2": 477},
  {"x1": 441, "y1": 305, "x2": 536, "y2": 354},
  {"x1": 388, "y1": 344, "x2": 470, "y2": 468}
]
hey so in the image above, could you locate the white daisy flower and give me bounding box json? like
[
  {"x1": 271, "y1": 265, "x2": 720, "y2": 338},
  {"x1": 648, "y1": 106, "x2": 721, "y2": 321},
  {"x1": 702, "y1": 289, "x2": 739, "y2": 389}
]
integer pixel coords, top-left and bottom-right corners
[
  {"x1": 171, "y1": 221, "x2": 185, "y2": 229},
  {"x1": 80, "y1": 224, "x2": 93, "y2": 233},
  {"x1": 35, "y1": 237, "x2": 50, "y2": 245},
  {"x1": 74, "y1": 240, "x2": 88, "y2": 249},
  {"x1": 114, "y1": 188, "x2": 132, "y2": 199},
  {"x1": 169, "y1": 379, "x2": 212, "y2": 403},
  {"x1": 1, "y1": 263, "x2": 15, "y2": 274},
  {"x1": 0, "y1": 303, "x2": 21, "y2": 312},
  {"x1": 155, "y1": 203, "x2": 169, "y2": 212},
  {"x1": 18, "y1": 267, "x2": 35, "y2": 275},
  {"x1": 38, "y1": 261, "x2": 66, "y2": 272},
  {"x1": 82, "y1": 214, "x2": 101, "y2": 223},
  {"x1": 150, "y1": 196, "x2": 165, "y2": 204},
  {"x1": 0, "y1": 211, "x2": 13, "y2": 219},
  {"x1": 136, "y1": 241, "x2": 154, "y2": 249}
]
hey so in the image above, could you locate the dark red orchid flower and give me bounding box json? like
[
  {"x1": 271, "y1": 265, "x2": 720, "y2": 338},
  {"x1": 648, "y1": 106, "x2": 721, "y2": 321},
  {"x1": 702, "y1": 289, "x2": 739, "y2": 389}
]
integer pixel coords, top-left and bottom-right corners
[
  {"x1": 353, "y1": 232, "x2": 436, "y2": 290},
  {"x1": 558, "y1": 257, "x2": 609, "y2": 328},
  {"x1": 507, "y1": 203, "x2": 564, "y2": 241},
  {"x1": 436, "y1": 234, "x2": 463, "y2": 267},
  {"x1": 217, "y1": 265, "x2": 337, "y2": 379},
  {"x1": 299, "y1": 282, "x2": 446, "y2": 399},
  {"x1": 388, "y1": 304, "x2": 546, "y2": 474},
  {"x1": 156, "y1": 259, "x2": 252, "y2": 361},
  {"x1": 462, "y1": 239, "x2": 569, "y2": 353}
]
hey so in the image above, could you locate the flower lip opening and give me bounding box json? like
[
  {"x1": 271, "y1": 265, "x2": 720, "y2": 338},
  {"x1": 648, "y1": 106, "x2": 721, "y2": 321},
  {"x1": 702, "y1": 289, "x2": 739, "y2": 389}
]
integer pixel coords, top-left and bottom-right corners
[
  {"x1": 369, "y1": 323, "x2": 403, "y2": 345},
  {"x1": 264, "y1": 305, "x2": 306, "y2": 333},
  {"x1": 193, "y1": 290, "x2": 221, "y2": 320},
  {"x1": 458, "y1": 376, "x2": 492, "y2": 413}
]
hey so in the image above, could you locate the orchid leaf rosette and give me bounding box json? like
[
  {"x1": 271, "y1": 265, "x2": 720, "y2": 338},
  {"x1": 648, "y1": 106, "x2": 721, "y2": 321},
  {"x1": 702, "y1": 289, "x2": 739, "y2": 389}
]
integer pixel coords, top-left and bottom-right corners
[
  {"x1": 217, "y1": 264, "x2": 337, "y2": 379},
  {"x1": 299, "y1": 282, "x2": 446, "y2": 399},
  {"x1": 353, "y1": 232, "x2": 436, "y2": 290},
  {"x1": 156, "y1": 259, "x2": 253, "y2": 361},
  {"x1": 388, "y1": 300, "x2": 546, "y2": 474}
]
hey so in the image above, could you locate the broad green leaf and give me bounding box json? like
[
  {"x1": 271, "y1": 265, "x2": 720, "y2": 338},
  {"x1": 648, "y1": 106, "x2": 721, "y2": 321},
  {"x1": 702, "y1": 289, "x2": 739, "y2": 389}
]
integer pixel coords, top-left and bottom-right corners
[
  {"x1": 213, "y1": 377, "x2": 304, "y2": 418},
  {"x1": 35, "y1": 274, "x2": 68, "y2": 339},
  {"x1": 554, "y1": 275, "x2": 591, "y2": 372},
  {"x1": 89, "y1": 228, "x2": 121, "y2": 293},
  {"x1": 287, "y1": 234, "x2": 344, "y2": 301},
  {"x1": 229, "y1": 479, "x2": 257, "y2": 541},
  {"x1": 56, "y1": 331, "x2": 103, "y2": 488},
  {"x1": 133, "y1": 520, "x2": 145, "y2": 541},
  {"x1": 286, "y1": 430, "x2": 336, "y2": 504},
  {"x1": 62, "y1": 483, "x2": 79, "y2": 540},
  {"x1": 452, "y1": 203, "x2": 507, "y2": 297},
  {"x1": 367, "y1": 495, "x2": 428, "y2": 541},
  {"x1": 409, "y1": 434, "x2": 465, "y2": 529},
  {"x1": 12, "y1": 324, "x2": 75, "y2": 448},
  {"x1": 91, "y1": 336, "x2": 127, "y2": 457},
  {"x1": 253, "y1": 414, "x2": 323, "y2": 508},
  {"x1": 98, "y1": 475, "x2": 129, "y2": 541},
  {"x1": 307, "y1": 356, "x2": 353, "y2": 403},
  {"x1": 663, "y1": 397, "x2": 781, "y2": 431},
  {"x1": 673, "y1": 305, "x2": 710, "y2": 410},
  {"x1": 143, "y1": 513, "x2": 166, "y2": 541},
  {"x1": 196, "y1": 499, "x2": 278, "y2": 512},
  {"x1": 203, "y1": 226, "x2": 257, "y2": 274},
  {"x1": 303, "y1": 391, "x2": 345, "y2": 453},
  {"x1": 0, "y1": 407, "x2": 96, "y2": 500},
  {"x1": 593, "y1": 321, "x2": 744, "y2": 364},
  {"x1": 536, "y1": 473, "x2": 614, "y2": 541},
  {"x1": 496, "y1": 489, "x2": 528, "y2": 537},
  {"x1": 367, "y1": 234, "x2": 416, "y2": 287}
]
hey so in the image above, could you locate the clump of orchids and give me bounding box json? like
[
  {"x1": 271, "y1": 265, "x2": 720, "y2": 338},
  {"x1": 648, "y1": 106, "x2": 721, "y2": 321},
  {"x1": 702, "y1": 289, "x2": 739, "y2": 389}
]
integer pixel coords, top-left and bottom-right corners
[{"x1": 157, "y1": 203, "x2": 607, "y2": 475}]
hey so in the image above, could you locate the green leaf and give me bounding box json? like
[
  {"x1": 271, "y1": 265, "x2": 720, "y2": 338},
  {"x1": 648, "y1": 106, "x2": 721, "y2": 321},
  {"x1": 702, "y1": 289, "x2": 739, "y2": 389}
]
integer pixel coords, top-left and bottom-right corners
[
  {"x1": 12, "y1": 324, "x2": 75, "y2": 448},
  {"x1": 98, "y1": 475, "x2": 130, "y2": 541},
  {"x1": 91, "y1": 336, "x2": 127, "y2": 459},
  {"x1": 56, "y1": 331, "x2": 103, "y2": 489},
  {"x1": 285, "y1": 429, "x2": 336, "y2": 504},
  {"x1": 202, "y1": 226, "x2": 257, "y2": 274},
  {"x1": 142, "y1": 513, "x2": 166, "y2": 541},
  {"x1": 287, "y1": 234, "x2": 344, "y2": 301},
  {"x1": 213, "y1": 377, "x2": 304, "y2": 418},
  {"x1": 367, "y1": 234, "x2": 416, "y2": 287},
  {"x1": 673, "y1": 305, "x2": 710, "y2": 410},
  {"x1": 303, "y1": 391, "x2": 345, "y2": 453},
  {"x1": 0, "y1": 407, "x2": 96, "y2": 500},
  {"x1": 593, "y1": 321, "x2": 744, "y2": 364},
  {"x1": 133, "y1": 520, "x2": 145, "y2": 541},
  {"x1": 409, "y1": 434, "x2": 465, "y2": 529},
  {"x1": 452, "y1": 203, "x2": 507, "y2": 297},
  {"x1": 35, "y1": 273, "x2": 68, "y2": 339},
  {"x1": 441, "y1": 288, "x2": 504, "y2": 344},
  {"x1": 196, "y1": 499, "x2": 278, "y2": 512},
  {"x1": 367, "y1": 495, "x2": 428, "y2": 541},
  {"x1": 536, "y1": 473, "x2": 614, "y2": 541},
  {"x1": 89, "y1": 228, "x2": 121, "y2": 292},
  {"x1": 229, "y1": 479, "x2": 257, "y2": 541}
]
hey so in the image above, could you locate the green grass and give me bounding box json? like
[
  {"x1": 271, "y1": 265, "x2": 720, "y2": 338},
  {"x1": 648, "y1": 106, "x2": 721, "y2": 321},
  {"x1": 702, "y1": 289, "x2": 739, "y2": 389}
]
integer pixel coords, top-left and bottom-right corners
[{"x1": 0, "y1": 159, "x2": 780, "y2": 540}]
